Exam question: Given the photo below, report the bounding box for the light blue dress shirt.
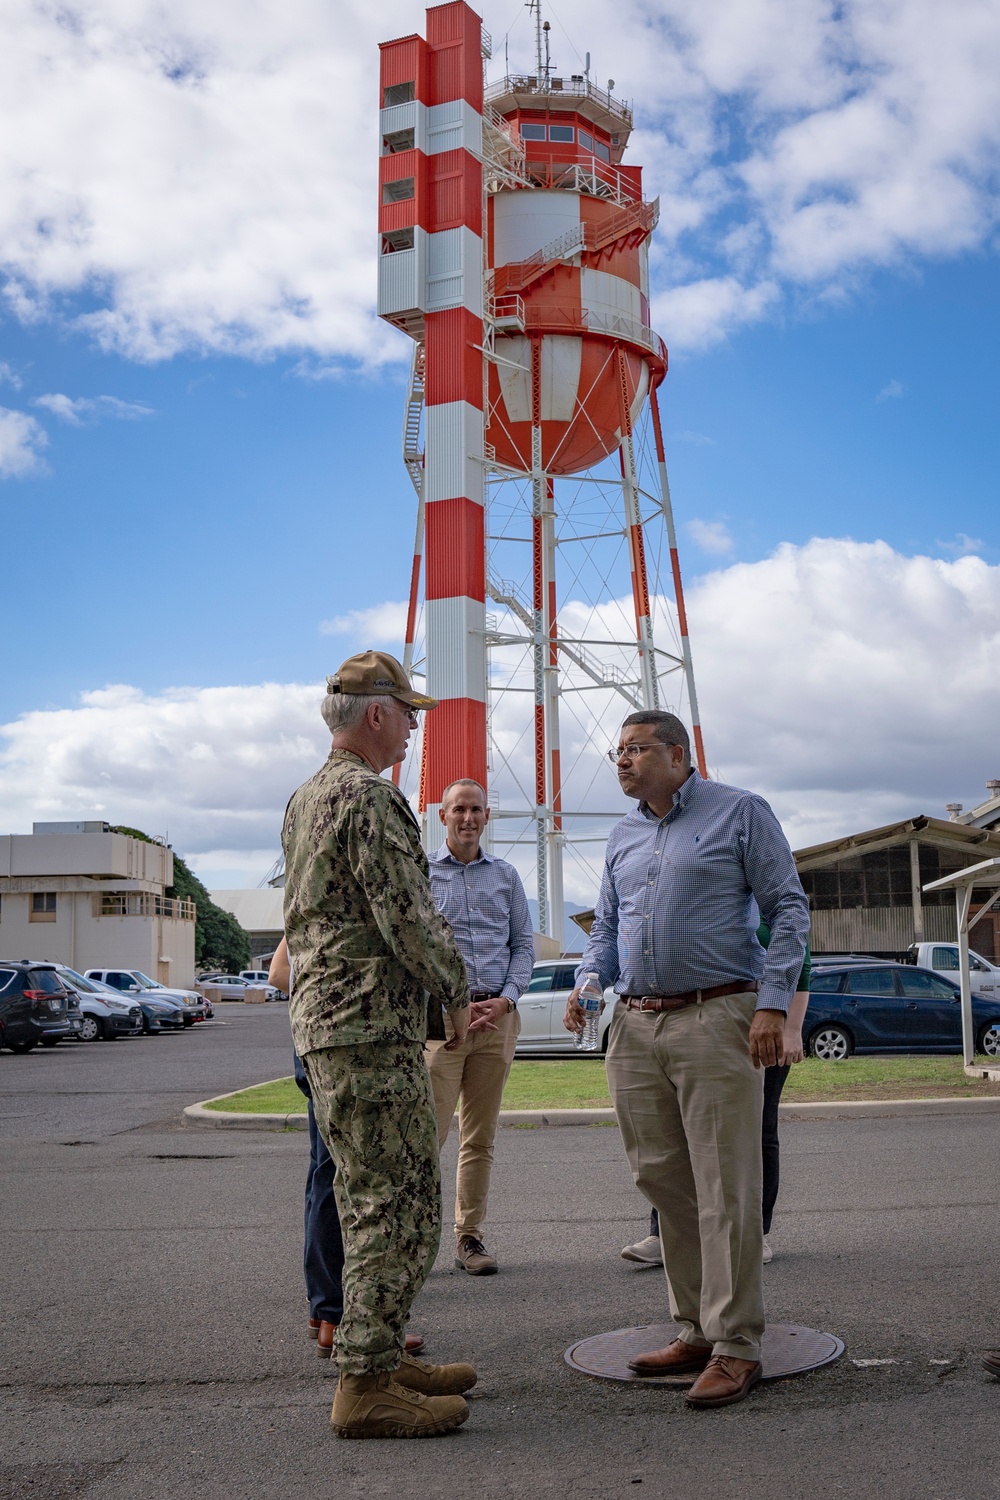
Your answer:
[577,770,810,1012]
[428,846,535,1004]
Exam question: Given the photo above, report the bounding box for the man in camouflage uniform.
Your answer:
[283,651,476,1440]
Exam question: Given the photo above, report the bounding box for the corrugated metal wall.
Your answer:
[810,906,955,953]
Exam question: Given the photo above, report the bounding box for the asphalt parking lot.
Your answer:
[3,1003,1000,1500]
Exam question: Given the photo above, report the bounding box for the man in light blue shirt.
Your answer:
[565,710,809,1409]
[426,779,535,1276]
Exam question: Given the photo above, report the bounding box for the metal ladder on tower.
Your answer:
[402,342,425,497]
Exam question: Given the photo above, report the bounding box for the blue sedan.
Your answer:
[806,962,1000,1059]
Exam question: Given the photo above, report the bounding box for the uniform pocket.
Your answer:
[349,1068,423,1105]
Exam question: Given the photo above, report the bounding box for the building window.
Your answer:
[594,139,611,162]
[382,227,415,253]
[548,124,574,142]
[382,177,415,204]
[382,128,415,154]
[579,129,594,151]
[519,122,546,141]
[30,892,57,923]
[383,81,414,107]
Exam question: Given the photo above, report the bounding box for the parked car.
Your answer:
[54,966,143,1041]
[806,961,1000,1058]
[513,960,615,1056]
[240,968,286,1000]
[0,961,82,1052]
[199,974,279,1001]
[907,942,1000,996]
[134,995,187,1034]
[84,969,205,1025]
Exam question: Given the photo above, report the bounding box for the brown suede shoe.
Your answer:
[982,1350,1000,1378]
[627,1338,713,1376]
[393,1351,477,1396]
[308,1316,322,1340]
[331,1371,468,1439]
[455,1235,498,1275]
[686,1355,762,1408]
[317,1323,426,1359]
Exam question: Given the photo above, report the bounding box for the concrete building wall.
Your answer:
[0,890,196,986]
[0,833,173,886]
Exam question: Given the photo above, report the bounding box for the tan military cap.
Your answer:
[326,651,438,709]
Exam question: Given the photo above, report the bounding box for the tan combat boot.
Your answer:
[393,1350,477,1395]
[331,1370,468,1439]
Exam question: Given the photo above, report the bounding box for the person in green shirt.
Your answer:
[622,919,811,1266]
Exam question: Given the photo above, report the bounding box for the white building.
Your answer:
[0,822,196,985]
[210,888,284,964]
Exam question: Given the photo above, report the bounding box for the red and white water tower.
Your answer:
[378,0,705,943]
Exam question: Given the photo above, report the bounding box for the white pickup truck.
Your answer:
[908,942,1000,996]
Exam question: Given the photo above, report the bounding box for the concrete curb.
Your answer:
[183,1092,1000,1131]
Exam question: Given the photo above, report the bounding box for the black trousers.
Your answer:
[648,1062,791,1240]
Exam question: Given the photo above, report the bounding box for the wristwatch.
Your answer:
[506,997,517,1013]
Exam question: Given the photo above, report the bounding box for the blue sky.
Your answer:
[1,0,999,894]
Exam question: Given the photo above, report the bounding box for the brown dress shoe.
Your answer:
[308,1316,322,1340]
[628,1338,713,1376]
[686,1355,762,1408]
[317,1323,426,1359]
[982,1350,1000,1378]
[455,1235,498,1275]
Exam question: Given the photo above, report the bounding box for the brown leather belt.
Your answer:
[620,981,759,1013]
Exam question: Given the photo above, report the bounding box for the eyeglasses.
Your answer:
[606,742,674,763]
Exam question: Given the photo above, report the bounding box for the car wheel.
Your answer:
[8,1039,38,1053]
[977,1023,1000,1058]
[809,1024,853,1060]
[78,1016,101,1043]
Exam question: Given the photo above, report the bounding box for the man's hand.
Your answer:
[779,1025,804,1066]
[467,996,506,1034]
[749,1008,785,1069]
[444,1004,471,1051]
[563,986,586,1034]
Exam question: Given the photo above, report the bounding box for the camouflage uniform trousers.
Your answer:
[303,1036,441,1375]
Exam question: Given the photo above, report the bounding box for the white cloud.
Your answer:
[936,532,984,558]
[0,406,48,477]
[4,539,998,897]
[33,393,154,425]
[0,362,21,389]
[319,601,408,644]
[685,518,735,555]
[0,2,997,359]
[876,379,905,402]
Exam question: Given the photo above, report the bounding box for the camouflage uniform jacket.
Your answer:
[282,749,470,1055]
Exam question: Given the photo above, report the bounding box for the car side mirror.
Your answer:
[127,984,139,992]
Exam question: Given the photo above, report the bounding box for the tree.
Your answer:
[109,827,251,972]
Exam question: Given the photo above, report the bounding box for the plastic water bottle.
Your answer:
[576,972,603,1052]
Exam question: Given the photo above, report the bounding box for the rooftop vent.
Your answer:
[945,803,964,821]
[987,780,1000,798]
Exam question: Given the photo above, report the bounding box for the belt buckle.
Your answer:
[639,995,656,1012]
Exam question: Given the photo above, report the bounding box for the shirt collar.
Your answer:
[637,767,702,824]
[429,843,494,865]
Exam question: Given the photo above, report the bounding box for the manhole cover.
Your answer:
[565,1321,844,1386]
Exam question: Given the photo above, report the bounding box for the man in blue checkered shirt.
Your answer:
[565,710,809,1409]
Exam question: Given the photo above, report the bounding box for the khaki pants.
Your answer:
[304,1038,440,1375]
[606,992,765,1360]
[424,1006,521,1241]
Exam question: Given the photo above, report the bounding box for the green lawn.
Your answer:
[203,1054,1000,1114]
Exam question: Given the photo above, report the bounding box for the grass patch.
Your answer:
[203,1054,1000,1114]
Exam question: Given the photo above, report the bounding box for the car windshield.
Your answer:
[132,972,159,988]
[57,967,105,993]
[27,968,64,993]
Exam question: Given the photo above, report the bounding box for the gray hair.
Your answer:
[321,690,398,733]
[620,710,691,768]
